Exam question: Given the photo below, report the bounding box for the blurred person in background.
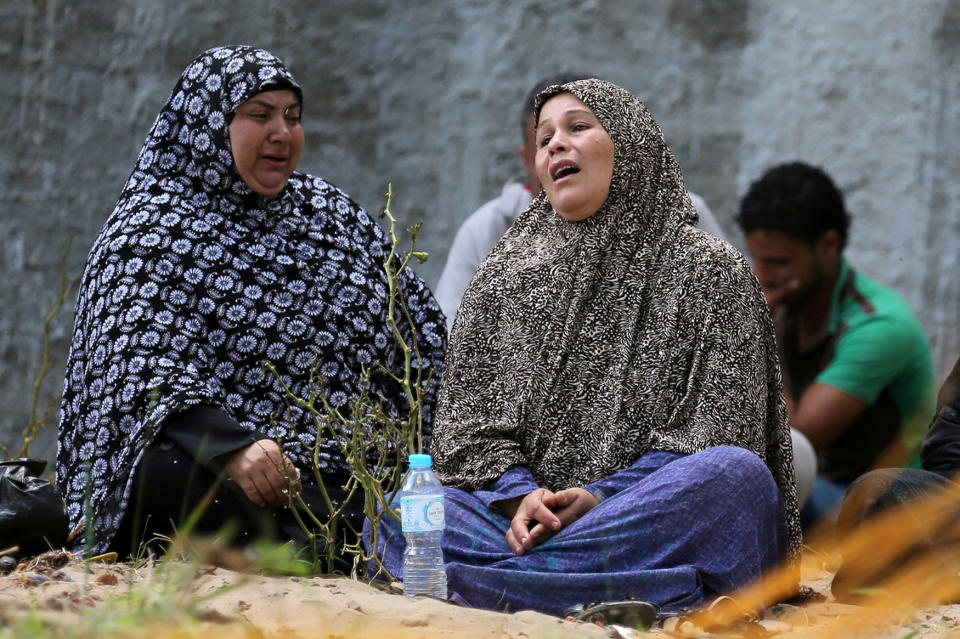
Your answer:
[737,161,936,529]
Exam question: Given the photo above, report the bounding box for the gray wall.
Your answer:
[3,0,959,461]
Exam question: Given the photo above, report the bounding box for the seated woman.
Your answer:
[370,79,801,616]
[56,46,446,560]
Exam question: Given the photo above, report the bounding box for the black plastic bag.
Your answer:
[0,459,68,557]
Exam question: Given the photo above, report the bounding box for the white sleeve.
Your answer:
[435,222,486,331]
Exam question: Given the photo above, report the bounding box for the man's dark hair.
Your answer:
[737,161,850,248]
[520,72,592,139]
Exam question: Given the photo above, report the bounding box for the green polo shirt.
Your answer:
[775,258,937,483]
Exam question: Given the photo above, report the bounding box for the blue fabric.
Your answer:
[470,465,540,508]
[369,446,788,616]
[801,474,850,529]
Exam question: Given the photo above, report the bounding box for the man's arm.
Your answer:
[786,382,868,450]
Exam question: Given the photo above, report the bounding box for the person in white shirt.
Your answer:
[435,74,584,329]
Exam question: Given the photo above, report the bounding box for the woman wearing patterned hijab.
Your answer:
[57,46,445,557]
[373,80,799,615]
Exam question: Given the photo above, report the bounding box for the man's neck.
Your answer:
[794,259,843,346]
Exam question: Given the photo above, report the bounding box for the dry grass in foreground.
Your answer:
[680,478,960,639]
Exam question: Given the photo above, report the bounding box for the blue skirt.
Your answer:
[368,446,789,616]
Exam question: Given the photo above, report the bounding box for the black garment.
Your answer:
[921,355,960,475]
[111,405,363,564]
[163,405,268,464]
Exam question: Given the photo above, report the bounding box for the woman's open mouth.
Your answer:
[551,161,580,182]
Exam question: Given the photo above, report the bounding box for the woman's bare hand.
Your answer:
[223,439,301,507]
[504,488,562,555]
[505,487,599,555]
[549,487,599,528]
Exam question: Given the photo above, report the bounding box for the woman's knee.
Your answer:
[697,445,773,485]
[690,446,783,518]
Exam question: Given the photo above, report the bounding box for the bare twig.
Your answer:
[2,235,81,460]
[264,184,435,579]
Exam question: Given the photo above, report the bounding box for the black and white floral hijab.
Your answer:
[57,46,446,552]
[433,79,801,556]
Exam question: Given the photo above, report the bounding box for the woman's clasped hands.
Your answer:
[499,487,599,555]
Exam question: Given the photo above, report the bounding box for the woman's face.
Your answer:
[535,93,615,222]
[229,89,304,196]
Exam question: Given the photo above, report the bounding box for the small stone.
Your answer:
[95,571,119,586]
[24,573,49,587]
[0,557,16,575]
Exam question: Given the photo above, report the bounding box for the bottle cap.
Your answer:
[408,453,432,469]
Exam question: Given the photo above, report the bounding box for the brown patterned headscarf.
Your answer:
[432,79,801,555]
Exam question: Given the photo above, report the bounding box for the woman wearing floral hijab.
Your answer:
[57,46,445,557]
[373,80,799,615]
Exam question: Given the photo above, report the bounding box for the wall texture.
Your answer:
[3,0,959,460]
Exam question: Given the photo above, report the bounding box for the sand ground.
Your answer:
[1,549,958,639]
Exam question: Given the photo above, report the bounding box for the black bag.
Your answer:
[0,459,69,557]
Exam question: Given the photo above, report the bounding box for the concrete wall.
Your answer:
[3,0,959,460]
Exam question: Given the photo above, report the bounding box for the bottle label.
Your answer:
[400,494,445,532]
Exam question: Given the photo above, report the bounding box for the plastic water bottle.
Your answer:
[400,453,447,599]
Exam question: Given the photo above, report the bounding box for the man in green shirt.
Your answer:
[737,161,937,528]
